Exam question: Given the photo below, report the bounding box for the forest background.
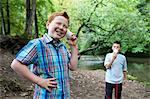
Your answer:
[0,0,149,56]
[0,0,150,98]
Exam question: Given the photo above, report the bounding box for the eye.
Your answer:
[63,25,68,29]
[56,22,61,25]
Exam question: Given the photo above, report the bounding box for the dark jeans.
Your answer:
[105,82,122,99]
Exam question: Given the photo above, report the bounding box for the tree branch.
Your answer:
[76,1,103,37]
[79,44,99,55]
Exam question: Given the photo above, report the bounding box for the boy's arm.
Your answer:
[105,58,115,69]
[123,71,127,85]
[67,38,78,71]
[123,71,127,80]
[69,45,78,71]
[104,53,117,69]
[11,59,43,84]
[123,56,128,80]
[11,59,57,92]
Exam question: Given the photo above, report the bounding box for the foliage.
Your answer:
[0,0,149,54]
[127,74,138,80]
[73,0,150,54]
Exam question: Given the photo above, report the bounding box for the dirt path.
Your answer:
[70,70,150,99]
[0,48,150,99]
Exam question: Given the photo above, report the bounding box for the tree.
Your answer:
[0,0,6,35]
[0,0,149,55]
[34,10,38,38]
[68,0,150,55]
[25,0,36,38]
[6,0,10,34]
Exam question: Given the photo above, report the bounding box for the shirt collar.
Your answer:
[43,33,53,44]
[43,33,63,47]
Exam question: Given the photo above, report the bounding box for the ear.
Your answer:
[46,22,49,29]
[112,46,113,50]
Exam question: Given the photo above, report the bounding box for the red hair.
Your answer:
[47,11,69,25]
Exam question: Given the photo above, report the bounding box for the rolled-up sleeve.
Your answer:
[104,54,110,66]
[123,57,127,71]
[16,39,38,66]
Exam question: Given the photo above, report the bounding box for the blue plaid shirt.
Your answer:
[16,34,71,99]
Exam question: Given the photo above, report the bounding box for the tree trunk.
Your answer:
[25,0,31,37]
[30,0,36,32]
[0,0,6,35]
[6,0,10,34]
[25,0,36,39]
[34,10,38,38]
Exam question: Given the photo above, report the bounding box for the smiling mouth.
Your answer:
[55,29,64,36]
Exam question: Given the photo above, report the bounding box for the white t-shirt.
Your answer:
[104,53,127,84]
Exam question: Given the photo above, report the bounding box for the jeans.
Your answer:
[105,82,122,99]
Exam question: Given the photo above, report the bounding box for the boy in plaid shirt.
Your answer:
[11,11,78,99]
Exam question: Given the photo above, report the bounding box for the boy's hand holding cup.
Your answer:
[66,29,77,46]
[113,49,119,54]
[112,49,118,59]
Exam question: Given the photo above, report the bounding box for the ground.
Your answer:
[0,48,150,99]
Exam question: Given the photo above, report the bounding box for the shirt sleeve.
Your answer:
[62,44,71,63]
[104,53,110,66]
[16,39,38,66]
[65,47,71,64]
[123,56,127,71]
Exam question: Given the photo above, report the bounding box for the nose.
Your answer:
[59,24,64,30]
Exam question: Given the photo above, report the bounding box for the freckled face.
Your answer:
[47,16,69,39]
